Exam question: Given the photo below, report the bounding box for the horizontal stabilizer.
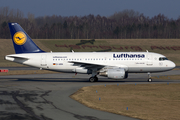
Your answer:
[5,55,29,62]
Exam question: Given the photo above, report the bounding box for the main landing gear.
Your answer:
[89,76,98,82]
[89,69,98,82]
[147,72,152,82]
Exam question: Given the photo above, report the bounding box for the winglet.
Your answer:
[8,23,45,54]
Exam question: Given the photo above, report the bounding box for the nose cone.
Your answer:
[169,61,176,70]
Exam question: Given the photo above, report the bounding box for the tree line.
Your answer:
[0,7,180,39]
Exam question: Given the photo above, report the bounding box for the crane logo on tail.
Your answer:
[13,32,27,45]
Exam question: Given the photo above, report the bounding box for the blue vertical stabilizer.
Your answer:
[8,23,44,54]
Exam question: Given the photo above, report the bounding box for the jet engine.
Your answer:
[99,68,128,79]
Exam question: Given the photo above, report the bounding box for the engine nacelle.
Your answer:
[99,68,128,79]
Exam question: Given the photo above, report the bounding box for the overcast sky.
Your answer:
[1,0,180,19]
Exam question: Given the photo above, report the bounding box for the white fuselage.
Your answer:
[5,52,176,73]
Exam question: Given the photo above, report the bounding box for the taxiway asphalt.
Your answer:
[0,70,180,120]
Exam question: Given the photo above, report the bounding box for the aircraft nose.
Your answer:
[169,61,176,69]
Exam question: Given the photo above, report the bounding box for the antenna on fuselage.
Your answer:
[72,50,74,53]
[146,50,149,52]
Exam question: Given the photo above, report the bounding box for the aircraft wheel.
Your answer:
[94,76,98,82]
[148,78,152,82]
[89,77,95,82]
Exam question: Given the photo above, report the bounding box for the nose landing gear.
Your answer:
[147,72,152,82]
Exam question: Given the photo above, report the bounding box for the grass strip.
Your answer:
[71,83,180,120]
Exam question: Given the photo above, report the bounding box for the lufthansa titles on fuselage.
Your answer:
[113,53,145,58]
[53,56,67,58]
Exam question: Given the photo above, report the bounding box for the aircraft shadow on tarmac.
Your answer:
[4,78,175,83]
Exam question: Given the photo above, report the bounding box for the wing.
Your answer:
[69,61,129,72]
[68,61,106,70]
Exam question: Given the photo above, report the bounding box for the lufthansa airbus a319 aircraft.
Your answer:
[5,23,176,82]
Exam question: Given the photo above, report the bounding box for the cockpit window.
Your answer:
[159,57,168,61]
